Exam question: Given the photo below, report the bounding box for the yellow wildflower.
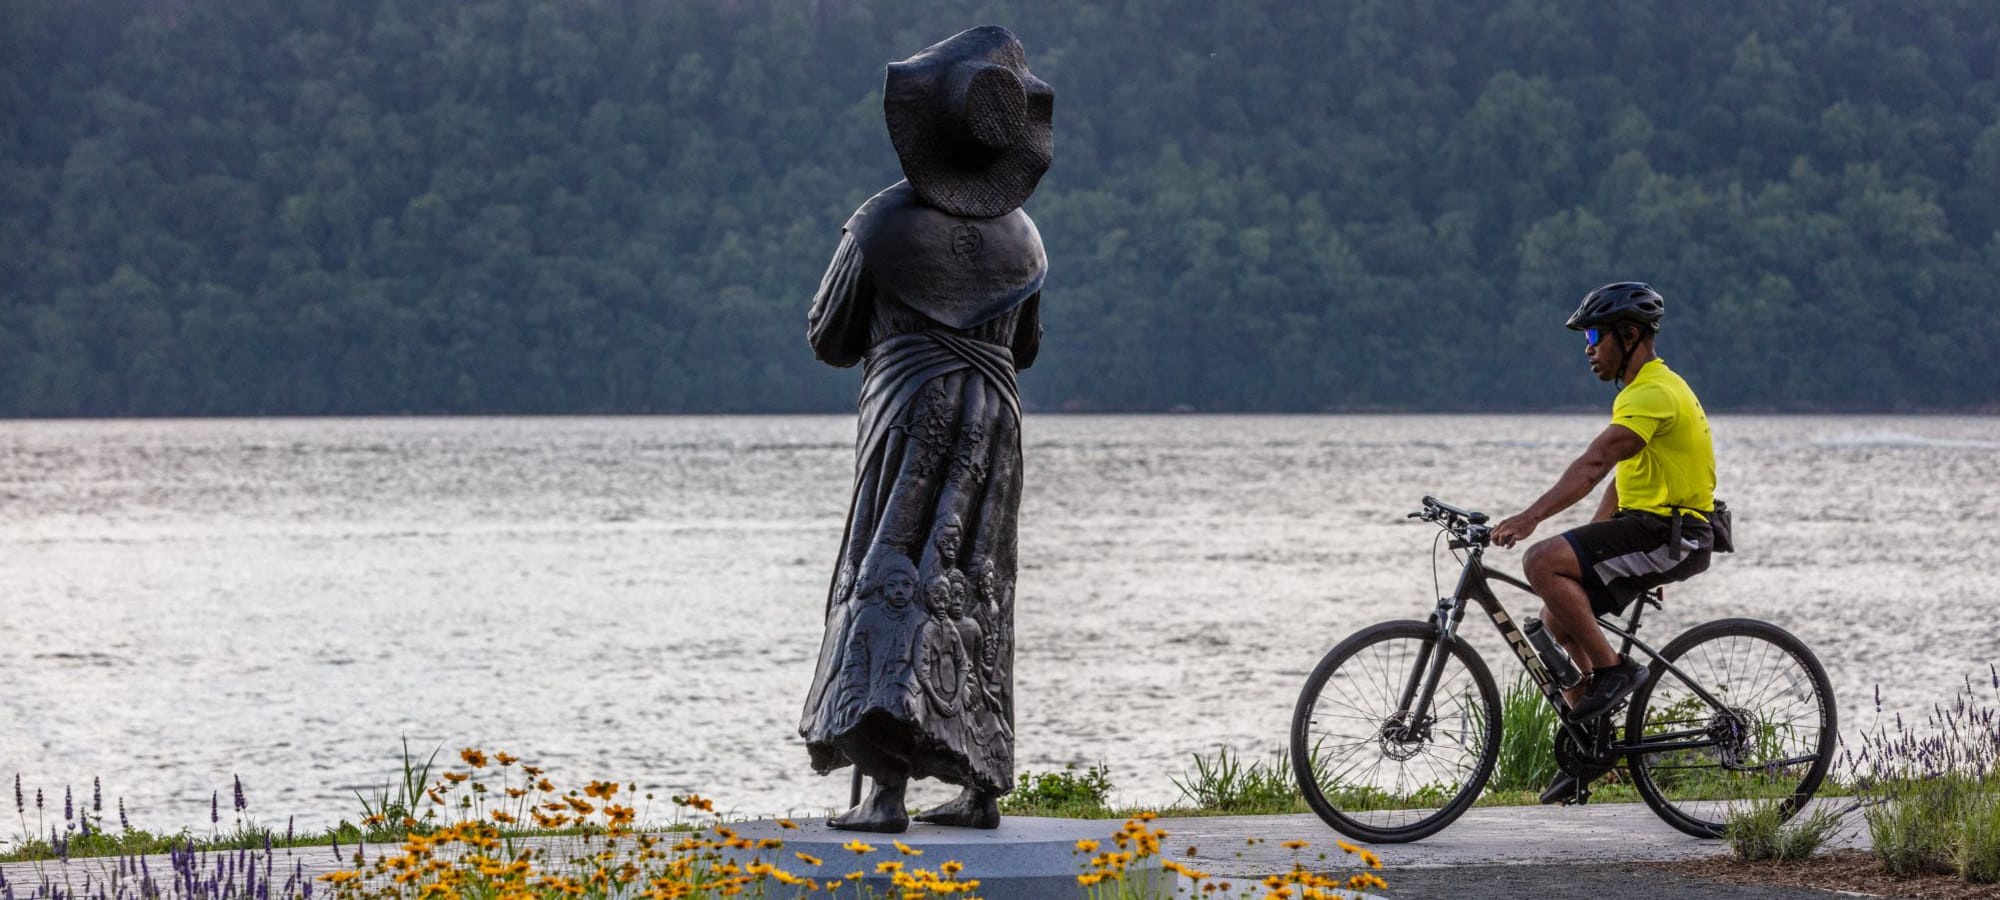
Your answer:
[843,840,876,855]
[795,852,822,866]
[893,839,923,856]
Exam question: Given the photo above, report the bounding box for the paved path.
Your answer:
[1160,800,1865,875]
[2,801,1872,898]
[1359,863,1860,899]
[1160,800,1869,898]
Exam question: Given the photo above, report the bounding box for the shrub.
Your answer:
[1000,763,1115,817]
[1957,792,2000,884]
[1726,801,1845,862]
[1866,778,1963,875]
[1849,667,2000,883]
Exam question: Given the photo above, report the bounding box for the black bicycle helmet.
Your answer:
[1565,282,1665,331]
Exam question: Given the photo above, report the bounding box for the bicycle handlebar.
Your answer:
[1413,496,1493,546]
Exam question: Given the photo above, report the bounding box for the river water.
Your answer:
[2,415,1996,837]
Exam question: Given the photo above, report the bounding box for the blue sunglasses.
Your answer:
[1585,327,1613,348]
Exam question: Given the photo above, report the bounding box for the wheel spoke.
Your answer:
[1626,625,1834,838]
[1292,625,1499,842]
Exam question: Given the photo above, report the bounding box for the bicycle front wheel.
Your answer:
[1625,618,1837,839]
[1290,620,1501,843]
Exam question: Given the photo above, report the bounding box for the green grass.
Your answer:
[1488,676,1561,793]
[1169,748,1305,815]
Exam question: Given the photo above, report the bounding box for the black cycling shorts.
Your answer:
[1562,510,1712,616]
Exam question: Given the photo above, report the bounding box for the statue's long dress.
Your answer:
[800,182,1041,795]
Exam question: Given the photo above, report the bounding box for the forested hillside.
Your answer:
[4,0,1997,414]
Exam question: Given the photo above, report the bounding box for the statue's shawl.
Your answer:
[843,181,1046,330]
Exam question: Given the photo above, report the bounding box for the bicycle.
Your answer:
[1289,496,1837,843]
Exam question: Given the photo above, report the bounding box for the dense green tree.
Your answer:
[3,0,1997,415]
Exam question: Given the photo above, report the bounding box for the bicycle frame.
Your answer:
[1404,537,1748,764]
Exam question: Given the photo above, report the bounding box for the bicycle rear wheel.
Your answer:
[1290,620,1501,843]
[1624,618,1837,839]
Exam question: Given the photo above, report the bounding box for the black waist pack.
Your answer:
[1707,499,1734,553]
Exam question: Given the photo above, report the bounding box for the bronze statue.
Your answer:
[799,25,1051,833]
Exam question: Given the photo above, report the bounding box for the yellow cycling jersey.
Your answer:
[1611,359,1716,519]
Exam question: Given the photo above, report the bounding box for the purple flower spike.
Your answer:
[12,775,20,815]
[92,778,101,815]
[1874,684,1882,713]
[118,798,128,832]
[211,791,219,825]
[36,787,43,812]
[64,787,72,822]
[233,776,245,814]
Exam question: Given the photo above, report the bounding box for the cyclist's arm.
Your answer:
[1593,480,1619,523]
[1493,425,1646,547]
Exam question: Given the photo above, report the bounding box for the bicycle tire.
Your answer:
[1624,617,1837,839]
[1290,619,1501,843]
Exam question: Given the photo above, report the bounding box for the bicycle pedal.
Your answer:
[1566,788,1592,807]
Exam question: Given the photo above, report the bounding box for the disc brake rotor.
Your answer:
[1377,711,1428,762]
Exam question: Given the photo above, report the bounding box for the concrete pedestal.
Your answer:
[719,816,1164,900]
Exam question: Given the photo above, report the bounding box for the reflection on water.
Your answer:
[1,415,1996,832]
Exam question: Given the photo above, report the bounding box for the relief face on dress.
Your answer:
[799,25,1051,834]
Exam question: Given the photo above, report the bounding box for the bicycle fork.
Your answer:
[1395,590,1481,742]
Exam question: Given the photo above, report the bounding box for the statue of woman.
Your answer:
[799,25,1052,833]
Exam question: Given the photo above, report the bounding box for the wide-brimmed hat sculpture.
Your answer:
[883,25,1054,219]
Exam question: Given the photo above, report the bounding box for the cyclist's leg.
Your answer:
[1523,536,1619,705]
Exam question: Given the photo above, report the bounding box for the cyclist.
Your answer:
[1489,282,1717,802]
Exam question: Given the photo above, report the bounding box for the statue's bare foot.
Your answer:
[829,785,910,833]
[913,789,1000,829]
